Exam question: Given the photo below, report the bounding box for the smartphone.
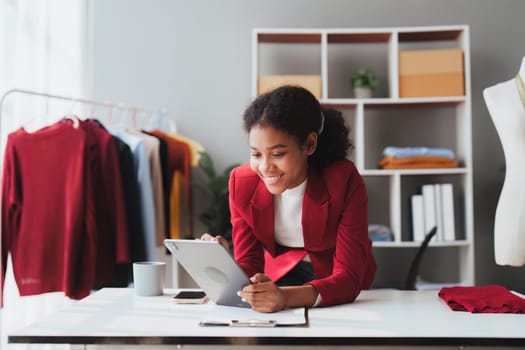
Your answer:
[172,290,208,304]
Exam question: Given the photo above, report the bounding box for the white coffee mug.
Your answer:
[133,261,166,296]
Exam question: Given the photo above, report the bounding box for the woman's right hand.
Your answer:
[199,233,230,252]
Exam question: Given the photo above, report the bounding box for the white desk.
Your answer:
[7,288,525,348]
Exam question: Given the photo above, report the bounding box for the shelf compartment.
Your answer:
[362,104,460,170]
[257,42,321,77]
[326,40,390,99]
[401,174,466,243]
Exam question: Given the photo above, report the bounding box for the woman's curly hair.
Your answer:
[243,85,352,168]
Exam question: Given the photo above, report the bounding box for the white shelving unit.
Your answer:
[252,25,474,286]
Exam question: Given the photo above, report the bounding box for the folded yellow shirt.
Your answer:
[378,155,457,169]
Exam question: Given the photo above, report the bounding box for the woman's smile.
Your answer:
[248,125,309,194]
[262,173,284,185]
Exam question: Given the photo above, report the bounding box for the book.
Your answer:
[441,183,456,241]
[421,184,436,239]
[434,184,444,241]
[411,194,425,242]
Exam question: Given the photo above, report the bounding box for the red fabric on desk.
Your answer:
[438,285,525,313]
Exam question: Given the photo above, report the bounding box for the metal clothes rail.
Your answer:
[0,88,176,133]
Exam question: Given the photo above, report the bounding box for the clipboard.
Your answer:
[199,305,309,327]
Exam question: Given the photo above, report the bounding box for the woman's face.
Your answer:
[249,125,316,195]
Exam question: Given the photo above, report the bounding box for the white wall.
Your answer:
[89,0,525,291]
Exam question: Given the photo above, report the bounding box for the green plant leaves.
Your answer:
[194,151,241,247]
[351,68,378,90]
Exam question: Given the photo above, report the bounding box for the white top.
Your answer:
[273,179,321,306]
[7,288,525,346]
[274,180,306,247]
[483,57,525,266]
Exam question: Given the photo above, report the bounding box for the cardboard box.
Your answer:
[258,75,322,99]
[399,49,464,97]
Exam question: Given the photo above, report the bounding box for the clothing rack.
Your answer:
[0,88,185,288]
[0,88,176,133]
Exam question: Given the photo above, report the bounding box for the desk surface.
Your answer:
[8,288,525,347]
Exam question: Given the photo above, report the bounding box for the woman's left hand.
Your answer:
[198,233,230,252]
[237,273,287,313]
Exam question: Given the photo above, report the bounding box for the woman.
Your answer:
[204,85,376,312]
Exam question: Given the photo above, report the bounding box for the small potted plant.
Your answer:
[351,68,378,98]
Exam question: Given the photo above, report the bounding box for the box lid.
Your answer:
[399,49,463,75]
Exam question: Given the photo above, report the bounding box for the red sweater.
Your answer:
[1,120,131,305]
[1,123,95,303]
[229,160,376,307]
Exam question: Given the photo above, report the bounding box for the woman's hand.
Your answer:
[198,233,230,252]
[237,273,287,313]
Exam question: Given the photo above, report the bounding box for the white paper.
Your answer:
[200,305,307,327]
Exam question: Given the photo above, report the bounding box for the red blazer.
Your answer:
[229,160,376,307]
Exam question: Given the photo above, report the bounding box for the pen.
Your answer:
[231,320,277,327]
[199,319,277,327]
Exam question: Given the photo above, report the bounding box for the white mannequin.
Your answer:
[483,57,525,266]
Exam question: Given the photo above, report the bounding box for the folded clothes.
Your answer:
[438,285,525,313]
[383,146,456,159]
[378,155,457,169]
[368,224,393,241]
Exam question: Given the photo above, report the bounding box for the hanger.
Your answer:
[61,98,80,128]
[21,96,79,132]
[89,101,96,117]
[134,109,157,132]
[130,107,137,128]
[104,102,115,126]
[106,103,132,130]
[158,108,177,133]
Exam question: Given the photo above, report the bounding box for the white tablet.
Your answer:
[164,239,251,308]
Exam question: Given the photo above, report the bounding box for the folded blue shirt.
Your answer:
[368,224,393,241]
[383,146,455,159]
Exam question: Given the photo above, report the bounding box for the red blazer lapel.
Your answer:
[302,167,330,249]
[249,181,276,256]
